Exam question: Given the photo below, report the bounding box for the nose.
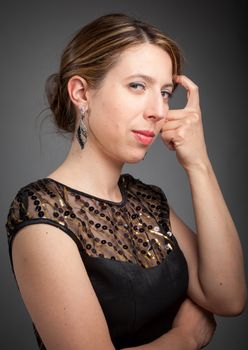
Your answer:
[143,93,168,122]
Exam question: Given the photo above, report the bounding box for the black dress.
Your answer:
[5,173,189,349]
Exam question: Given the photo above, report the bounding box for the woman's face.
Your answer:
[86,43,174,164]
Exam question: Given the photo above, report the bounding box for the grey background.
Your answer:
[1,0,247,349]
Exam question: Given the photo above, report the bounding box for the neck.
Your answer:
[47,137,125,202]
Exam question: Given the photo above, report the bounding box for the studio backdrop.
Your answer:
[1,1,247,349]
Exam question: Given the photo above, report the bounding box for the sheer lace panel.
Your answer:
[6,173,175,268]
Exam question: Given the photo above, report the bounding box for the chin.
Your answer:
[124,152,146,164]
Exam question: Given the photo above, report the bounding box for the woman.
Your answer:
[5,13,247,349]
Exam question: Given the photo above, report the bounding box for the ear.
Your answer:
[67,75,89,109]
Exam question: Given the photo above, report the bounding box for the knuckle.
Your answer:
[177,129,184,138]
[191,112,199,122]
[185,111,199,123]
[185,118,191,125]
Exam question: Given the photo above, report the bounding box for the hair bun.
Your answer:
[45,73,60,116]
[45,73,75,133]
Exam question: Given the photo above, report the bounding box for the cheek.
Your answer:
[91,102,127,141]
[103,100,129,129]
[163,104,170,118]
[89,87,140,137]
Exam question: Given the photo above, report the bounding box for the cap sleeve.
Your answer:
[5,184,84,275]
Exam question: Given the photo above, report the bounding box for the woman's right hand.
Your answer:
[172,298,217,349]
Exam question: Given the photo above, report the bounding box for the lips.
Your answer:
[132,130,155,145]
[132,130,155,137]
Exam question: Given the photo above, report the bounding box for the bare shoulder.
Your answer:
[12,224,115,350]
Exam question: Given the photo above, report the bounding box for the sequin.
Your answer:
[165,243,173,253]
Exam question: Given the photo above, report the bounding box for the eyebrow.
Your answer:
[125,74,174,89]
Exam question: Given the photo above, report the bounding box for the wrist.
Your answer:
[185,158,213,177]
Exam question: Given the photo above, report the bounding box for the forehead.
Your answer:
[109,43,173,81]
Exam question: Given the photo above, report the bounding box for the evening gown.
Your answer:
[5,173,189,349]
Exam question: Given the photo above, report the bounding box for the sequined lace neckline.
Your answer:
[42,174,128,207]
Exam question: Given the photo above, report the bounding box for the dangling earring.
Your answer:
[76,106,88,149]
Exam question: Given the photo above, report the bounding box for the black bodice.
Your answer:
[5,173,189,349]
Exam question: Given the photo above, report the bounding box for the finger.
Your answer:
[166,109,185,120]
[174,75,200,109]
[160,120,182,131]
[163,139,176,151]
[161,129,177,147]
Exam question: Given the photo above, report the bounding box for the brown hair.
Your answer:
[45,13,184,134]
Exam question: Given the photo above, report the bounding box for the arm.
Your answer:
[121,298,216,350]
[160,75,247,316]
[12,224,116,350]
[185,160,247,313]
[121,328,197,350]
[168,159,247,316]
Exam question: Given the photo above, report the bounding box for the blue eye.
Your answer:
[129,82,145,90]
[129,82,173,100]
[162,90,173,99]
